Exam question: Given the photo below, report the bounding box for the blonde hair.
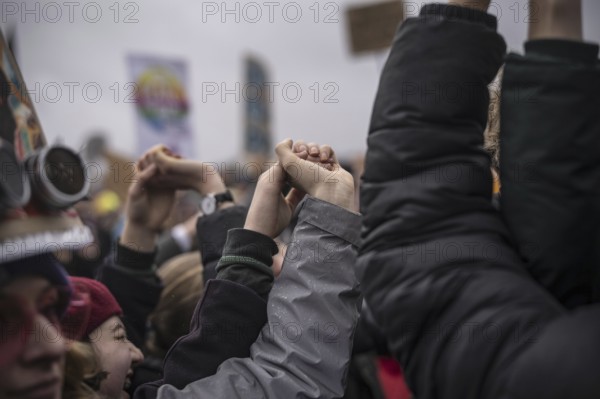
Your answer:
[62,341,105,399]
[146,251,204,357]
[484,67,503,173]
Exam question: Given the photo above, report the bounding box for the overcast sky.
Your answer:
[2,0,600,161]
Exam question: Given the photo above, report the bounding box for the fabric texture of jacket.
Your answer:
[359,4,600,399]
[500,39,600,308]
[152,196,362,398]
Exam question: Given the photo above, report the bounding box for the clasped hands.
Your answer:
[121,139,355,252]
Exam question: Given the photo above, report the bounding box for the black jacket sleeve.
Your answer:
[500,40,600,308]
[134,228,276,398]
[358,5,583,399]
[196,206,248,281]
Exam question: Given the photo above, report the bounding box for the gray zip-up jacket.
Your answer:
[156,196,362,399]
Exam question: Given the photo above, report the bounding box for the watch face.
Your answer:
[201,196,216,215]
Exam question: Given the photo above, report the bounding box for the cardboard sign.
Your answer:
[346,1,404,54]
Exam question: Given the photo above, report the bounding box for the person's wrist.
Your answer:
[528,0,582,41]
[314,183,355,212]
[243,222,271,238]
[218,201,235,210]
[120,222,157,253]
[196,178,226,195]
[447,0,490,11]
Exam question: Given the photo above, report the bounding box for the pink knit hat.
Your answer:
[62,277,123,340]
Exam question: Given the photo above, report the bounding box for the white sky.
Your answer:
[2,0,600,162]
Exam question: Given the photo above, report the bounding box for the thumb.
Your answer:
[153,149,174,174]
[275,139,311,179]
[275,139,295,166]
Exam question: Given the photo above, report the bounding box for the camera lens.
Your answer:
[0,139,30,209]
[25,145,90,209]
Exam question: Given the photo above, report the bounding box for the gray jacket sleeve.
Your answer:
[156,196,362,399]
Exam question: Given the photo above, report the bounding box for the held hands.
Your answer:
[244,139,355,238]
[276,139,355,212]
[137,145,227,195]
[121,145,227,251]
[244,164,305,239]
[120,162,176,252]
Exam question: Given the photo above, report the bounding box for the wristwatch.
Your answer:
[199,190,234,215]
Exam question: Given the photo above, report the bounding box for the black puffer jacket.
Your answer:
[500,40,600,308]
[359,4,600,399]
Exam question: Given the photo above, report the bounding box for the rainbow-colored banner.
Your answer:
[127,55,194,158]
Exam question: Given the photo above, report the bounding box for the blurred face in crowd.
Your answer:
[90,316,144,399]
[0,277,66,399]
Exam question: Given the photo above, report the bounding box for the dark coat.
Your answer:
[134,279,268,399]
[359,4,600,399]
[500,40,600,308]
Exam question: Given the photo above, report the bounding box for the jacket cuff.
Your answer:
[115,241,156,271]
[296,197,361,247]
[215,228,277,299]
[525,39,599,65]
[196,206,247,264]
[420,3,498,30]
[219,228,279,263]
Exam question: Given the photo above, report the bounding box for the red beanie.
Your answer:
[62,277,123,340]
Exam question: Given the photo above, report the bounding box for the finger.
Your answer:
[129,163,158,197]
[306,142,320,157]
[293,140,308,154]
[285,187,306,211]
[140,144,168,161]
[319,144,333,163]
[295,150,309,160]
[153,150,177,173]
[276,140,310,176]
[306,154,321,164]
[275,139,295,165]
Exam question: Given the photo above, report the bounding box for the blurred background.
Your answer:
[2,0,600,164]
[0,0,600,165]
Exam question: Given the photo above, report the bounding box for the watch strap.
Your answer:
[214,190,234,205]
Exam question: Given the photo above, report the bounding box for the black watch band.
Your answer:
[214,190,234,205]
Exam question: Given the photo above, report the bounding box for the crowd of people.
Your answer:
[1,0,600,398]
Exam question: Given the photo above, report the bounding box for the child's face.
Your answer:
[0,276,66,399]
[90,316,144,399]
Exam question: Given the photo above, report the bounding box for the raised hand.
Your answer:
[527,0,582,41]
[244,163,305,239]
[275,139,355,212]
[292,140,335,170]
[138,145,227,195]
[120,163,176,252]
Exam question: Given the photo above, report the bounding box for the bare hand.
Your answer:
[125,163,176,233]
[244,163,305,238]
[138,145,226,195]
[275,139,355,212]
